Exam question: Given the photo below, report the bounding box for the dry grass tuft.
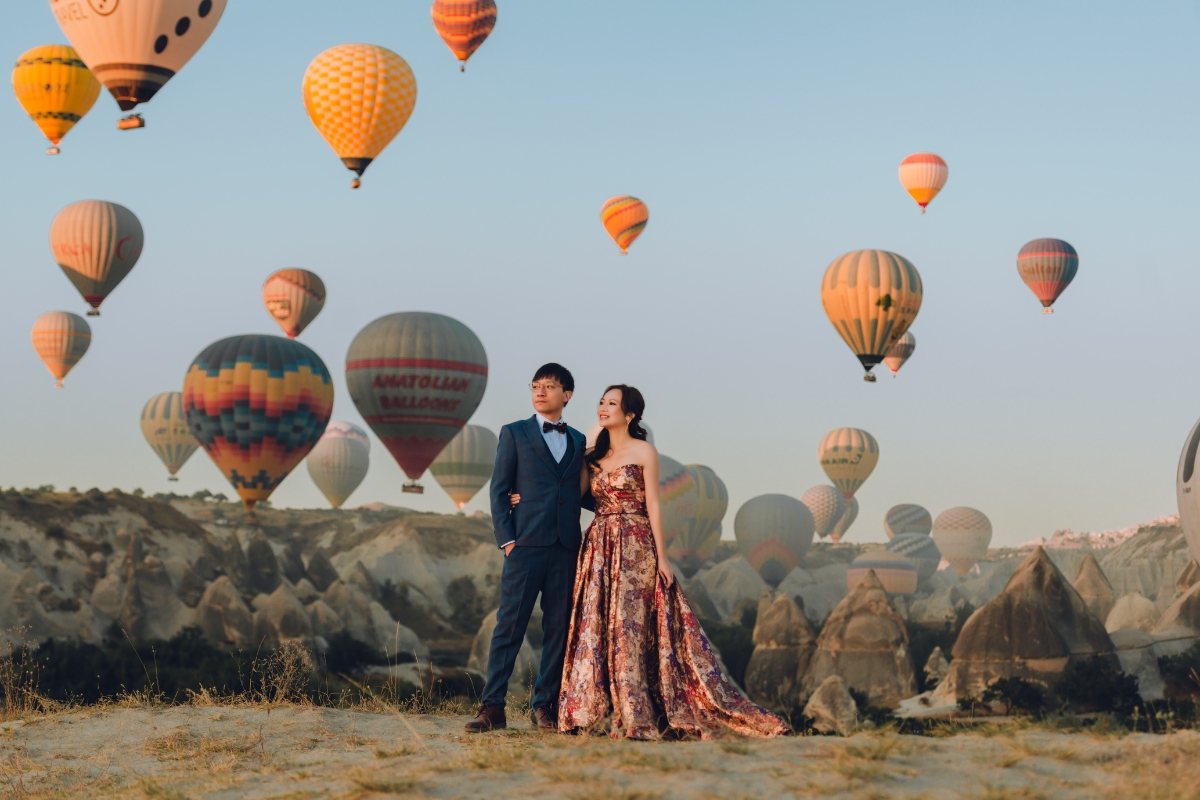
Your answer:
[717,740,752,755]
[352,774,422,794]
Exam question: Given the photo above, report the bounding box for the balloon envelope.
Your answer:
[31,311,90,388]
[262,269,325,339]
[1175,416,1200,566]
[1017,238,1078,312]
[829,496,859,543]
[307,421,370,508]
[49,200,143,315]
[818,427,879,499]
[801,485,845,539]
[734,494,814,588]
[430,424,498,509]
[883,331,916,376]
[884,504,932,539]
[183,335,333,517]
[600,196,648,254]
[431,0,497,69]
[821,250,922,378]
[931,507,992,578]
[886,533,941,585]
[12,45,100,151]
[898,152,948,212]
[140,391,198,479]
[658,454,698,545]
[667,464,728,578]
[847,552,917,595]
[345,312,487,489]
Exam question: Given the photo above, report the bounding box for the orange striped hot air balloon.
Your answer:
[31,311,91,388]
[898,153,948,213]
[431,0,497,71]
[600,196,648,255]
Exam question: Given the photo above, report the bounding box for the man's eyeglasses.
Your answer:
[530,382,562,392]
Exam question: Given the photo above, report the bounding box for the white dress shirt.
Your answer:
[536,412,568,463]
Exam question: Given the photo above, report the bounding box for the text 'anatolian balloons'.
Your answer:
[431,0,497,71]
[12,45,100,153]
[140,391,198,480]
[50,200,144,316]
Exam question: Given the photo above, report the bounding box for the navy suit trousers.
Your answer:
[481,542,577,709]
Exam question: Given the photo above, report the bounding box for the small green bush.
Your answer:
[1158,643,1200,700]
[981,676,1045,716]
[1054,655,1140,715]
[847,687,895,726]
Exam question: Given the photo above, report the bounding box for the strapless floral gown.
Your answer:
[558,463,789,739]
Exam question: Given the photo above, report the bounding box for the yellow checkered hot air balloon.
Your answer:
[431,0,497,71]
[12,45,100,154]
[600,196,648,254]
[302,44,417,189]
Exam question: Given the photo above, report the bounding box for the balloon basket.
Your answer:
[117,114,145,130]
[53,381,63,389]
[1042,308,1054,314]
[402,482,424,494]
[863,373,877,383]
[168,476,179,482]
[46,147,59,156]
[86,310,100,317]
[351,179,361,189]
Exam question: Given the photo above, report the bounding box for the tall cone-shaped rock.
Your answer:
[931,547,1115,705]
[1073,553,1115,623]
[744,593,816,710]
[801,570,917,707]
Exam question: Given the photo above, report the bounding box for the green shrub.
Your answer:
[981,676,1045,715]
[1158,643,1200,700]
[847,687,895,726]
[1054,655,1140,715]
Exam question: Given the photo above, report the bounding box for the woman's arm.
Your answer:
[640,445,674,586]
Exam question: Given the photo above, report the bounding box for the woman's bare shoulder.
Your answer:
[632,440,658,460]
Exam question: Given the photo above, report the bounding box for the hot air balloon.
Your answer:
[667,464,728,578]
[800,485,845,540]
[886,533,941,585]
[884,503,932,539]
[1017,238,1078,313]
[346,312,487,494]
[658,454,698,545]
[821,250,923,381]
[302,44,417,189]
[307,421,370,508]
[734,494,814,588]
[262,269,325,339]
[898,153,948,213]
[829,496,858,543]
[140,391,198,480]
[431,0,497,71]
[818,428,879,500]
[883,331,915,377]
[931,507,992,578]
[847,552,917,595]
[49,200,143,316]
[1176,416,1200,565]
[12,45,100,154]
[600,196,648,255]
[429,424,497,509]
[31,311,90,388]
[50,0,228,127]
[183,335,333,521]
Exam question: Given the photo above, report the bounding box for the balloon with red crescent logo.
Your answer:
[48,200,143,316]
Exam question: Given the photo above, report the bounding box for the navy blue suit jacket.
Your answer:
[490,416,588,550]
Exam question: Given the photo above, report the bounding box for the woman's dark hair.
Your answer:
[586,384,648,466]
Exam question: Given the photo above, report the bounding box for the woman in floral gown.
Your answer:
[515,384,787,739]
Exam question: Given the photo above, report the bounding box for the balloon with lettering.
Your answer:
[886,533,941,585]
[658,454,698,545]
[140,391,198,480]
[829,496,858,543]
[345,312,487,493]
[734,494,814,588]
[431,0,497,71]
[931,507,992,578]
[821,249,923,381]
[847,551,917,595]
[1017,238,1078,313]
[31,311,90,388]
[49,0,228,122]
[801,485,846,540]
[667,464,727,578]
[898,152,948,213]
[818,427,879,500]
[429,424,497,509]
[600,196,648,255]
[49,200,143,316]
[883,331,915,377]
[884,503,932,539]
[307,421,370,508]
[11,45,101,154]
[303,44,417,189]
[262,269,325,339]
[183,335,333,520]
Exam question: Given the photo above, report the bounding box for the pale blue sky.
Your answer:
[2,2,1198,546]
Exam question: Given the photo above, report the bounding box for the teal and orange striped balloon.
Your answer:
[667,464,728,577]
[183,335,334,519]
[600,195,648,254]
[734,494,814,588]
[140,392,198,480]
[431,0,498,71]
[658,454,698,545]
[847,551,918,595]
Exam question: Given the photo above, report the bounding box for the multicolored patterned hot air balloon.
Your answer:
[49,200,143,316]
[307,421,370,508]
[50,0,228,126]
[821,250,923,381]
[898,153,948,213]
[12,45,100,154]
[847,551,917,595]
[667,464,728,578]
[800,485,846,540]
[818,428,879,500]
[262,269,325,339]
[1017,238,1078,313]
[140,391,198,480]
[734,494,814,588]
[430,424,497,509]
[883,331,915,377]
[303,44,417,189]
[931,507,992,578]
[828,495,858,543]
[886,533,941,585]
[658,454,698,545]
[31,311,90,388]
[431,0,497,71]
[884,503,932,539]
[600,196,648,255]
[346,312,487,494]
[183,335,334,520]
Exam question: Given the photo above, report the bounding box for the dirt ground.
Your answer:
[0,706,1197,799]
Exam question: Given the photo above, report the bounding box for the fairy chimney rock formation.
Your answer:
[931,546,1116,705]
[253,582,313,646]
[305,549,340,593]
[924,646,949,689]
[243,530,282,596]
[1105,591,1159,633]
[744,593,817,710]
[802,675,858,736]
[1072,553,1115,623]
[193,576,255,648]
[800,570,917,707]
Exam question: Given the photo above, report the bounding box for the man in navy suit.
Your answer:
[465,363,589,733]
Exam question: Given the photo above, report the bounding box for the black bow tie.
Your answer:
[543,421,567,434]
